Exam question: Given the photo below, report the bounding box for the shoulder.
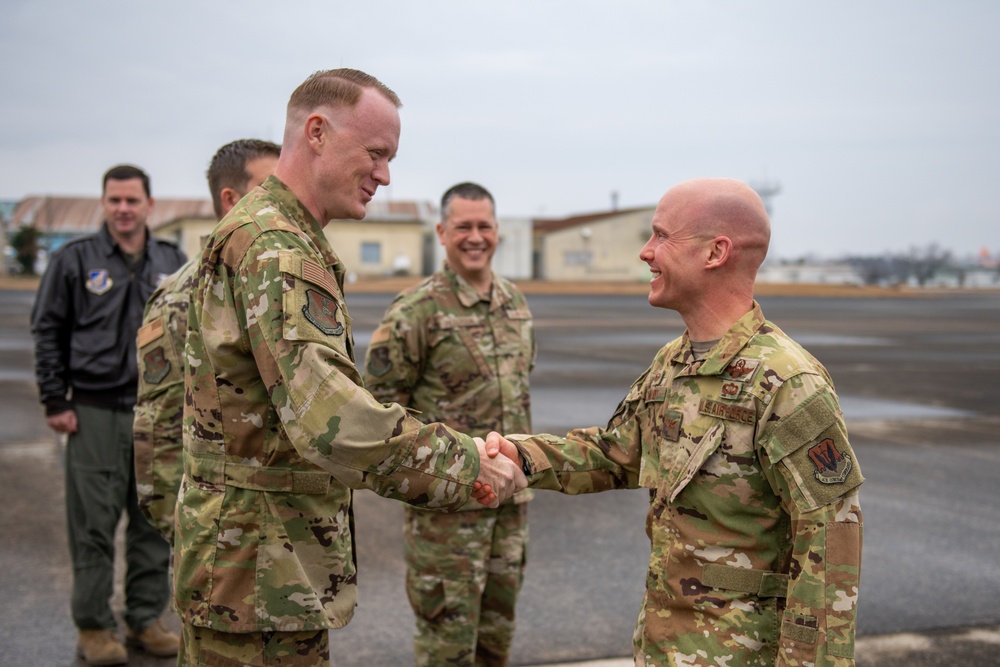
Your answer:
[749,320,828,379]
[383,275,441,323]
[214,196,313,269]
[49,234,97,260]
[496,274,530,306]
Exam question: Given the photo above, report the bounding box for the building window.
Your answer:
[564,250,593,266]
[361,242,381,265]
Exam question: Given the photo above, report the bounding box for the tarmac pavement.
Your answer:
[2,285,1000,666]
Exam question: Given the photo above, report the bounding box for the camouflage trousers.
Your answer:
[404,502,528,667]
[180,624,328,666]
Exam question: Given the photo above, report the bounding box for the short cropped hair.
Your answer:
[103,164,151,198]
[440,182,495,222]
[287,68,402,114]
[206,139,281,219]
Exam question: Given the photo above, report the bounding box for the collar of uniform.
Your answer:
[261,175,342,272]
[671,301,766,375]
[442,262,503,309]
[96,221,150,258]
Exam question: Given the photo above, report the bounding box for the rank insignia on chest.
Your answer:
[721,357,759,383]
[807,438,853,484]
[85,269,113,295]
[303,289,345,336]
[662,410,682,441]
[142,346,171,384]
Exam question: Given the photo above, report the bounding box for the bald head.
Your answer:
[664,178,771,273]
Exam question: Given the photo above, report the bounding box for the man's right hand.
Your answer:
[46,410,78,434]
[471,437,527,508]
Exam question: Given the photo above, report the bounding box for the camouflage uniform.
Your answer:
[134,256,198,541]
[508,303,863,667]
[363,264,536,667]
[174,176,487,664]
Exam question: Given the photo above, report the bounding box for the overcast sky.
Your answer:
[2,0,997,260]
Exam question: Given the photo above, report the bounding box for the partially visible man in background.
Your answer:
[364,182,535,667]
[31,164,186,665]
[134,138,280,540]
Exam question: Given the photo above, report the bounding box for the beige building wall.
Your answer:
[541,208,654,281]
[155,217,218,262]
[323,220,424,279]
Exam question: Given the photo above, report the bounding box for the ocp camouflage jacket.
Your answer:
[175,176,483,633]
[509,302,864,667]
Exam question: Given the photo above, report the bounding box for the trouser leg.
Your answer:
[65,404,127,630]
[121,406,171,632]
[181,624,329,666]
[475,503,528,667]
[404,506,498,667]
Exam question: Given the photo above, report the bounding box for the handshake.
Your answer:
[470,432,526,508]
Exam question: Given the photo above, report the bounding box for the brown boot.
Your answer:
[127,618,180,657]
[77,629,128,666]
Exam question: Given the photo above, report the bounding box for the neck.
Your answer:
[459,268,492,295]
[274,164,327,227]
[111,227,146,255]
[681,293,754,342]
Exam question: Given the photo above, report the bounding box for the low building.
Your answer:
[533,207,655,281]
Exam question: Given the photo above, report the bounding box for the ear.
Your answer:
[705,236,732,269]
[304,113,327,153]
[435,222,446,245]
[220,187,241,213]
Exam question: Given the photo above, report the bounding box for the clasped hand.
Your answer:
[469,432,526,508]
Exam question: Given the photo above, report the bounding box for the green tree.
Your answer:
[10,225,41,275]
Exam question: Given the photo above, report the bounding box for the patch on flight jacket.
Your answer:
[303,288,344,336]
[85,269,113,295]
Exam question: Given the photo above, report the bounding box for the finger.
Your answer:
[484,432,502,458]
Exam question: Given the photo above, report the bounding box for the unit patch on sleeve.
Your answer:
[302,289,345,336]
[807,438,853,484]
[366,346,392,378]
[142,346,171,385]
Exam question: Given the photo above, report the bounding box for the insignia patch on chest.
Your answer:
[720,381,742,400]
[807,438,853,484]
[721,358,759,382]
[366,347,392,378]
[85,269,113,295]
[142,346,171,384]
[302,289,344,336]
[698,398,756,425]
[663,410,682,441]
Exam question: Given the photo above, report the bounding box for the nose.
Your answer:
[639,235,654,262]
[372,159,390,186]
